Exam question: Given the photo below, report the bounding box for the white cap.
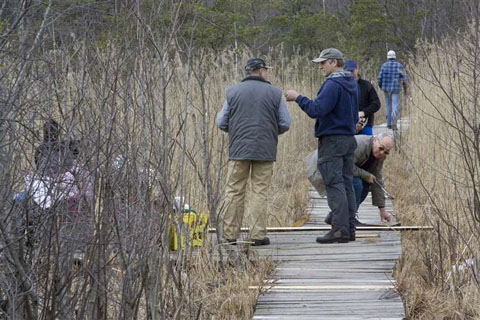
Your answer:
[387,50,396,59]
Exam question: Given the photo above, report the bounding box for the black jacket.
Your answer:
[35,120,79,177]
[357,76,381,127]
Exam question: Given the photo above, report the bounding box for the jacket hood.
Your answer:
[327,74,358,95]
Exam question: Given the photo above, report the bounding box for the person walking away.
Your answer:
[377,50,408,130]
[216,57,291,246]
[344,59,381,136]
[285,48,358,243]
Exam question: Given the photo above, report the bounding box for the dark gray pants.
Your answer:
[317,135,357,235]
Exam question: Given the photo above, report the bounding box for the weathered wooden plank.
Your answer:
[257,296,401,304]
[254,317,402,320]
[272,264,395,271]
[253,244,401,252]
[274,270,395,278]
[253,245,402,254]
[255,304,405,311]
[264,279,396,285]
[254,309,404,316]
[254,310,404,316]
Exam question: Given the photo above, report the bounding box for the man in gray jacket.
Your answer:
[216,58,291,246]
[307,133,394,226]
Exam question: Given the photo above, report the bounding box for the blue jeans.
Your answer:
[358,125,373,135]
[384,91,400,126]
[353,177,369,211]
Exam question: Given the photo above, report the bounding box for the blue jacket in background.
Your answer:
[295,73,359,137]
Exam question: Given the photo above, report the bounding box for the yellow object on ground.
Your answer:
[169,210,209,251]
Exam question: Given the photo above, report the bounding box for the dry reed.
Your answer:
[384,33,480,318]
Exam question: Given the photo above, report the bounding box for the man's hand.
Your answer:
[379,207,392,223]
[285,90,299,102]
[366,174,376,184]
[355,123,362,133]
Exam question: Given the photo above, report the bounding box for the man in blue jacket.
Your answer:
[285,48,358,243]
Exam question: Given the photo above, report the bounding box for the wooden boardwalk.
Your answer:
[251,190,405,319]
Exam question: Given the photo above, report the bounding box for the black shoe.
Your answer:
[349,231,356,241]
[316,229,349,244]
[324,212,332,225]
[387,125,392,129]
[225,239,237,245]
[354,218,366,226]
[251,237,270,246]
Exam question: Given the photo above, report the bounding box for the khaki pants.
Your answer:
[222,160,273,240]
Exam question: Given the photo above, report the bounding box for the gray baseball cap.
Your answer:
[312,48,344,63]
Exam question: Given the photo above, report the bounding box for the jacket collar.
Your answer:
[242,76,271,84]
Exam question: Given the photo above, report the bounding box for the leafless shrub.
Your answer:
[385,21,480,318]
[0,3,317,320]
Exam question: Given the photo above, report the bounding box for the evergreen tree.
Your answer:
[346,0,394,63]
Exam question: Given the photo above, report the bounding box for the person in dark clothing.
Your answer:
[312,133,394,225]
[34,119,79,177]
[285,48,358,243]
[344,59,381,136]
[12,119,84,258]
[216,57,291,246]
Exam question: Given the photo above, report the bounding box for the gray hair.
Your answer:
[246,69,261,76]
[375,132,395,144]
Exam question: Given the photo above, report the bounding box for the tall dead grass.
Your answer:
[384,31,480,318]
[1,37,322,318]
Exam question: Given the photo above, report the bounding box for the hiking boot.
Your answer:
[316,229,349,244]
[354,218,367,226]
[392,124,398,131]
[387,125,392,129]
[349,231,356,241]
[324,211,332,225]
[251,237,270,246]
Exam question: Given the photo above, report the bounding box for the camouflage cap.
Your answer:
[245,57,272,72]
[312,48,344,63]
